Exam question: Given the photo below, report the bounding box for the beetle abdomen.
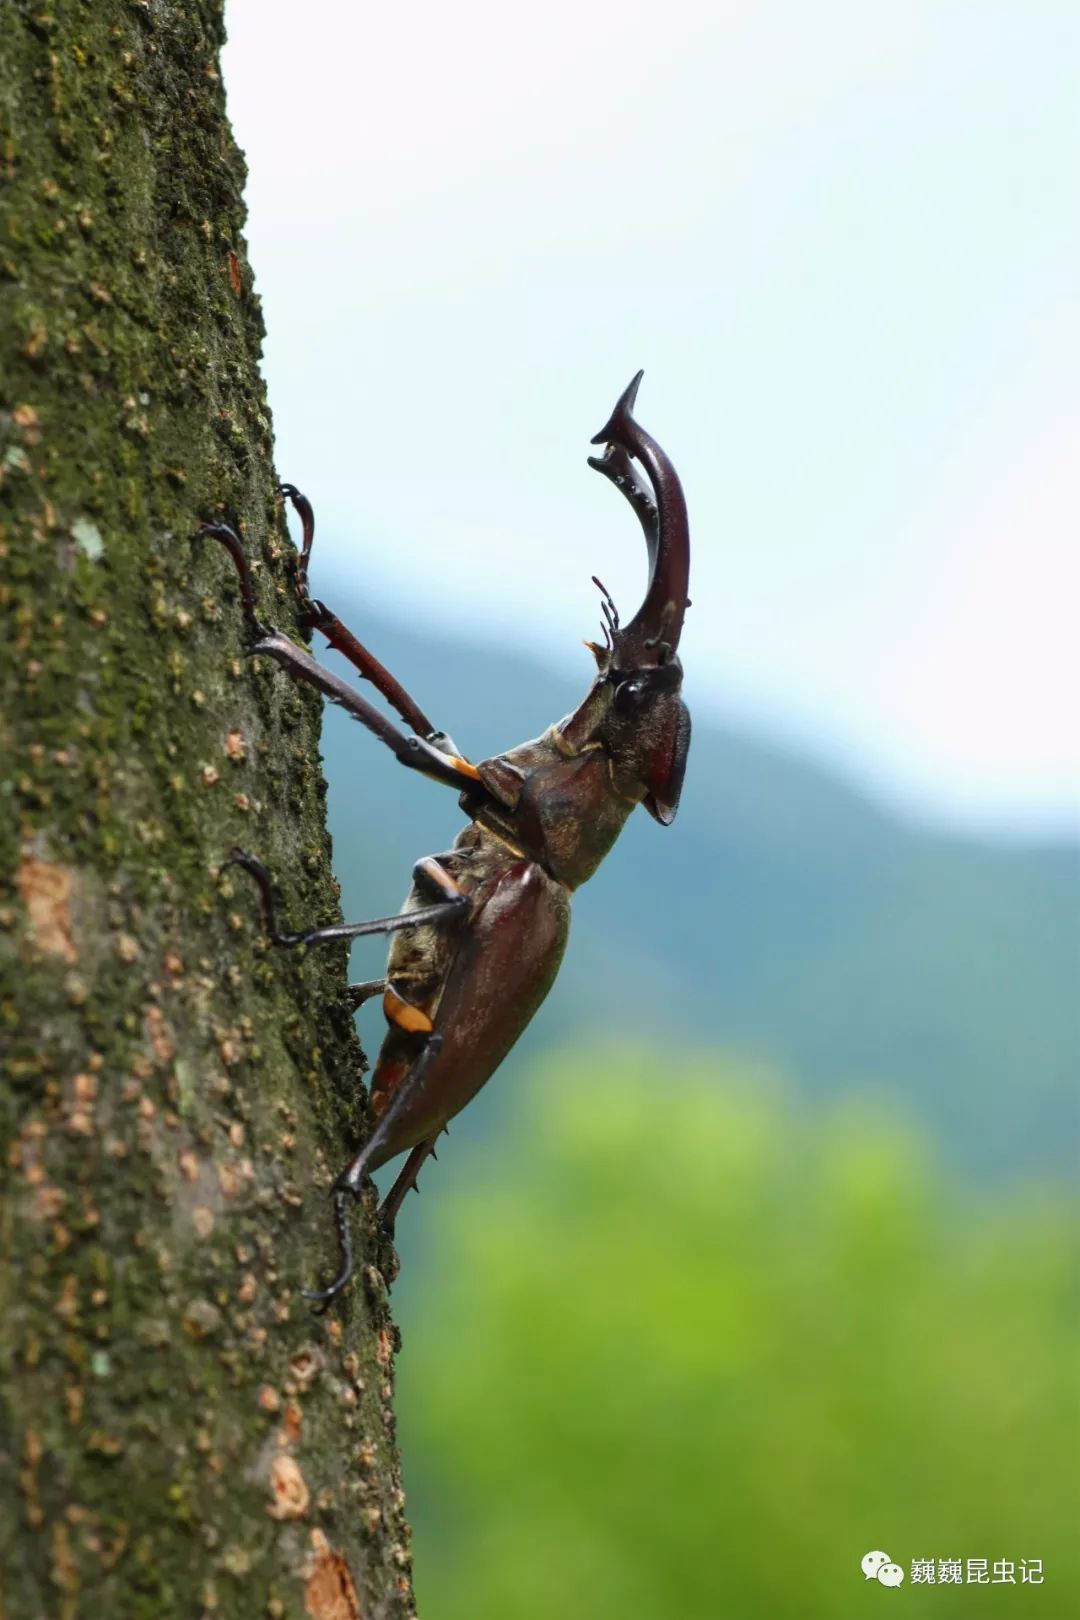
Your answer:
[366,856,570,1167]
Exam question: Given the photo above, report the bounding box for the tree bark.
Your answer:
[0,6,415,1616]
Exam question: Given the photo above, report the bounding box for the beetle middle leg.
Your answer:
[348,978,386,1010]
[223,849,469,948]
[224,849,471,1304]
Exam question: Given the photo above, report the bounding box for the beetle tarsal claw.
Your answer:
[191,520,271,639]
[301,1189,357,1310]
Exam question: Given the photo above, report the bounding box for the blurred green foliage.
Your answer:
[396,1049,1078,1619]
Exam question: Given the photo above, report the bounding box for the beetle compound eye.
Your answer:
[614,676,648,712]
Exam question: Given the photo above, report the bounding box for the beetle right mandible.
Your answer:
[195,370,691,1305]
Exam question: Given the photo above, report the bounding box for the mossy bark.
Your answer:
[0,5,415,1616]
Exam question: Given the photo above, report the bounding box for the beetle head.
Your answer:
[584,373,692,824]
[599,655,691,824]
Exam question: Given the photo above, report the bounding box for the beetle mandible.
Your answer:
[196,371,691,1305]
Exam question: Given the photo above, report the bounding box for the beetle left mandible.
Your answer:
[195,371,691,1306]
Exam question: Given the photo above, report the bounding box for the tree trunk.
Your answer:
[0,6,415,1616]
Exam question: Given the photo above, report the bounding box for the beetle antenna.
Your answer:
[591,575,620,639]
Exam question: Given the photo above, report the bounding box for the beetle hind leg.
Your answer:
[378,1135,440,1236]
[303,1032,445,1309]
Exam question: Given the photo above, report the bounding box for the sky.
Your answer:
[221,0,1079,839]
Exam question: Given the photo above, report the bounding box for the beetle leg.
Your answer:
[223,849,469,947]
[257,629,485,794]
[348,978,386,1010]
[277,482,317,601]
[378,1136,439,1235]
[278,483,462,753]
[192,520,271,641]
[194,519,483,795]
[303,1033,445,1308]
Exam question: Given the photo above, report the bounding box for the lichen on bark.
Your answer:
[0,5,415,1616]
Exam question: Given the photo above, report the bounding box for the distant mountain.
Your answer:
[313,596,1079,1181]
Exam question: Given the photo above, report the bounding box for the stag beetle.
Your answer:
[196,372,691,1305]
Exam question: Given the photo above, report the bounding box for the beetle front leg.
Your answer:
[194,519,484,795]
[278,483,461,753]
